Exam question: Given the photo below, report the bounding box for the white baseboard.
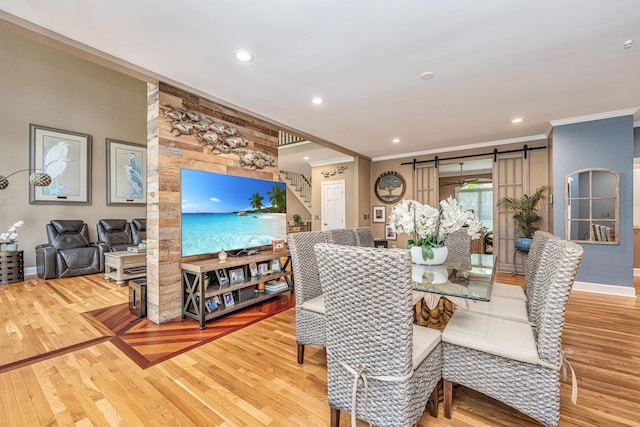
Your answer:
[24,266,37,276]
[572,281,636,298]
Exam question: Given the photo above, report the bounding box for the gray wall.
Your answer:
[552,116,634,287]
[0,24,147,268]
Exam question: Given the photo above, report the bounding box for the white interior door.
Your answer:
[321,179,345,231]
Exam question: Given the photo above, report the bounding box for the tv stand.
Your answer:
[180,250,292,329]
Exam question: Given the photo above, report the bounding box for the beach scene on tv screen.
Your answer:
[181,169,287,257]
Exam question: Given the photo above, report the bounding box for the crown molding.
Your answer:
[549,108,639,127]
[308,156,355,168]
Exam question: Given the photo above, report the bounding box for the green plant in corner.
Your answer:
[292,214,304,226]
[497,186,549,239]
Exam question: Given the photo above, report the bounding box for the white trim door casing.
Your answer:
[321,179,346,231]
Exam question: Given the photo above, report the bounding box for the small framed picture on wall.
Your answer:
[372,206,386,223]
[385,224,397,240]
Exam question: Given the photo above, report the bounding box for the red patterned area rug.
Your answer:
[83,294,295,369]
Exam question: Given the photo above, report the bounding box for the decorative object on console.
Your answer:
[497,186,548,252]
[0,169,51,190]
[29,124,92,205]
[218,249,228,263]
[272,239,286,253]
[374,171,406,204]
[384,224,396,241]
[388,197,481,264]
[0,220,23,252]
[106,139,147,205]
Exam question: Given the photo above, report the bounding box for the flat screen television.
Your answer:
[180,168,287,257]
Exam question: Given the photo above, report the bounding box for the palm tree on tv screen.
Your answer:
[267,185,286,212]
[249,192,264,211]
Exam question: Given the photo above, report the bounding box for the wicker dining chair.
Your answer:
[442,238,583,427]
[444,229,472,271]
[467,232,561,323]
[288,231,331,364]
[315,243,442,427]
[490,230,558,302]
[354,227,375,247]
[327,228,358,246]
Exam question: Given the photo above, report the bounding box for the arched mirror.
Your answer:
[565,168,619,244]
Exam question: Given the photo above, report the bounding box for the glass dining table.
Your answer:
[411,254,495,330]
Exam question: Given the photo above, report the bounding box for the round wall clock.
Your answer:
[374,171,406,204]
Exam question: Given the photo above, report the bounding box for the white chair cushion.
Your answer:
[442,310,539,365]
[491,282,527,300]
[300,294,326,314]
[466,295,529,323]
[412,325,441,367]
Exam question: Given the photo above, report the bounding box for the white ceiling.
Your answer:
[2,1,639,164]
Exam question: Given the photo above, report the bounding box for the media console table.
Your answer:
[180,250,293,329]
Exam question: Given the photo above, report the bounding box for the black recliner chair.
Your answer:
[36,220,107,279]
[97,219,133,252]
[131,218,147,245]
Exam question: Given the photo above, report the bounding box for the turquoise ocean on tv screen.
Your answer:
[181,212,286,256]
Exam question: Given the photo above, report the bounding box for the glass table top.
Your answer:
[412,254,495,301]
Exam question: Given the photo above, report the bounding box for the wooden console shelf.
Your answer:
[180,250,292,329]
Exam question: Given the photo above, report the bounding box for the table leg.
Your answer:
[416,297,454,331]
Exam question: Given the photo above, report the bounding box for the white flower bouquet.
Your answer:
[0,220,24,246]
[388,197,481,260]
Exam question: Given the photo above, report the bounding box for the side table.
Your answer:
[0,250,24,285]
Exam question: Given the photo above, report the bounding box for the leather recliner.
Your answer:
[36,220,108,279]
[131,218,147,245]
[97,219,133,252]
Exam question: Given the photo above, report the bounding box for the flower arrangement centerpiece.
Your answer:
[388,197,481,264]
[0,220,24,251]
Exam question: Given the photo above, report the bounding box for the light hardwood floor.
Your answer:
[0,272,639,426]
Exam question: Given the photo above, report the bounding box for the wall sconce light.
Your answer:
[0,169,52,190]
[321,166,347,178]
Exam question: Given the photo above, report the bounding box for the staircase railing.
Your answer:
[281,170,311,205]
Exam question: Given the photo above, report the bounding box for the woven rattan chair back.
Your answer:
[526,231,560,324]
[533,239,583,366]
[315,243,438,426]
[288,231,331,363]
[444,229,471,270]
[354,227,375,247]
[327,228,358,246]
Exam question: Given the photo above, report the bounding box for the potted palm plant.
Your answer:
[497,186,548,252]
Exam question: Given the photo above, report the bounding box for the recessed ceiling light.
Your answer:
[512,118,524,124]
[234,50,253,62]
[420,71,435,80]
[624,39,633,49]
[303,156,309,160]
[392,138,400,143]
[311,97,323,105]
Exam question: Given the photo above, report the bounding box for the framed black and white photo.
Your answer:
[373,206,386,223]
[222,292,235,307]
[385,224,397,240]
[228,267,245,285]
[106,139,146,205]
[215,269,228,286]
[29,124,92,205]
[249,262,259,277]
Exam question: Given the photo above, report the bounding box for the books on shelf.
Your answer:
[264,280,288,293]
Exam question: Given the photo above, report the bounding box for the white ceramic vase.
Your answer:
[410,245,448,265]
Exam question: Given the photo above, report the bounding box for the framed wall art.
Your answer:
[29,124,92,205]
[106,139,146,205]
[374,171,406,204]
[372,206,386,223]
[385,224,397,240]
